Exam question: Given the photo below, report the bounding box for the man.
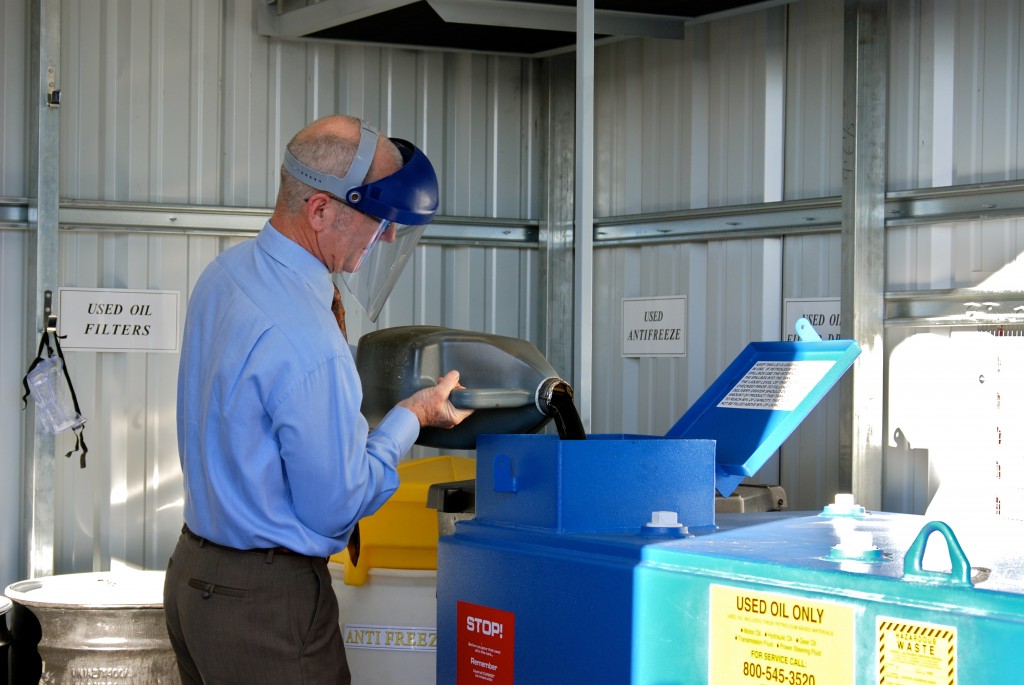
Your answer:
[164,115,472,684]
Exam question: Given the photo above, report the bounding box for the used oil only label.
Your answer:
[710,585,855,685]
[877,618,957,685]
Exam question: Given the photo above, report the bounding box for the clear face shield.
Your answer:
[282,120,439,322]
[342,220,427,322]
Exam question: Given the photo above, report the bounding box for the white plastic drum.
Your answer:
[4,571,179,684]
[331,563,438,685]
[1,596,12,679]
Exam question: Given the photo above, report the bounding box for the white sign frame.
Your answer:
[622,296,687,357]
[58,287,181,352]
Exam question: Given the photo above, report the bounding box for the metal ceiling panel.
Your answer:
[258,0,799,55]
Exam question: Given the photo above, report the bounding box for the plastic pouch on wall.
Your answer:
[21,327,89,467]
[26,355,86,435]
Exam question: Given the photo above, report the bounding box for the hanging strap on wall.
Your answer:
[21,292,89,468]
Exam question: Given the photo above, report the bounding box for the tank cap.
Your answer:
[642,511,689,538]
[821,493,867,518]
[829,529,885,562]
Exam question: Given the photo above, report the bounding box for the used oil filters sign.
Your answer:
[457,601,514,684]
[58,287,179,352]
[710,585,855,685]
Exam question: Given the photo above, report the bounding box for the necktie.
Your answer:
[332,283,361,566]
[331,284,348,341]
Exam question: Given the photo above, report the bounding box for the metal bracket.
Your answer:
[44,289,57,332]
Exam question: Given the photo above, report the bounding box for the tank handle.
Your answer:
[902,520,973,587]
[449,388,533,409]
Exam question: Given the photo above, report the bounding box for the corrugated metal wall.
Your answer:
[885,0,1024,516]
[58,1,540,214]
[0,0,30,598]
[0,229,27,592]
[5,0,1024,581]
[4,0,542,579]
[589,0,1024,512]
[0,0,28,197]
[589,4,841,502]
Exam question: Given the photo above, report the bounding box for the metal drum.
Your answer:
[4,571,179,684]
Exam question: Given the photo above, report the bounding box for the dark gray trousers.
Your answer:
[163,531,350,685]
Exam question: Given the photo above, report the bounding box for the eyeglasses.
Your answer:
[306,193,392,231]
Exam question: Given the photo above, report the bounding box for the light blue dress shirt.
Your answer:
[177,222,420,557]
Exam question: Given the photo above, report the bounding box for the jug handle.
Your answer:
[449,388,533,409]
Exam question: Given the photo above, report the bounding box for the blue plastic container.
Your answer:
[437,434,716,684]
[633,512,1024,684]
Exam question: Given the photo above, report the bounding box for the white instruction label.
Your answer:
[718,361,835,411]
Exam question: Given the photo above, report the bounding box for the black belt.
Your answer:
[181,523,321,561]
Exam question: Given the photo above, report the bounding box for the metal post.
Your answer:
[840,0,887,509]
[538,54,577,396]
[23,0,61,579]
[574,0,595,432]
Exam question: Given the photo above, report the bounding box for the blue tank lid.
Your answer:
[665,337,861,497]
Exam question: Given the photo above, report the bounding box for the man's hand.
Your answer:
[397,370,474,429]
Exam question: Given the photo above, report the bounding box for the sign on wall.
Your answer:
[58,288,180,352]
[783,297,841,341]
[622,296,687,357]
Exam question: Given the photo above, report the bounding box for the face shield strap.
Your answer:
[282,120,379,202]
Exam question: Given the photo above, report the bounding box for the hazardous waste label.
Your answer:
[709,585,855,685]
[877,618,956,685]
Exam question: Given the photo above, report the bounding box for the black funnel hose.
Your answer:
[538,378,587,440]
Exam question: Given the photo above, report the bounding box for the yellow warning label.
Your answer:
[877,617,956,685]
[709,585,856,685]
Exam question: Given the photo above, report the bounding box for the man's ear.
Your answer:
[305,193,332,232]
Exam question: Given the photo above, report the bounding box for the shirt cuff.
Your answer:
[373,405,421,455]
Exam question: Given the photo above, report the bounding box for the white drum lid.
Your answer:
[4,571,165,609]
[0,595,11,615]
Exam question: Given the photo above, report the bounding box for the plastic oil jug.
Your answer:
[356,326,584,449]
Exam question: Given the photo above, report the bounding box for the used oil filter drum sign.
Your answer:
[457,602,514,684]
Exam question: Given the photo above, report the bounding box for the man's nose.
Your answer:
[381,223,397,243]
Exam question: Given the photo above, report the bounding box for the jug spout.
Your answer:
[537,377,586,440]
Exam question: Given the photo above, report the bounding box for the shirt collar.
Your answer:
[258,221,335,312]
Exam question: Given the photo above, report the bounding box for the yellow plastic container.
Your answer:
[332,455,476,586]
